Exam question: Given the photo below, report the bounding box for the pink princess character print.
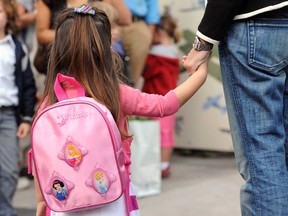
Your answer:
[86,167,117,194]
[66,144,82,167]
[45,172,74,202]
[58,136,88,168]
[94,170,109,193]
[52,179,68,201]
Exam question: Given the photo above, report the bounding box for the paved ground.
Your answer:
[13,150,243,216]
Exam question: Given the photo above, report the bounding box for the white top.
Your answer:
[0,34,18,107]
[149,44,179,59]
[50,194,127,216]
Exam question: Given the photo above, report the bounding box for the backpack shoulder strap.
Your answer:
[54,73,86,101]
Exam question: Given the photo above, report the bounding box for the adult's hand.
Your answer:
[182,48,211,75]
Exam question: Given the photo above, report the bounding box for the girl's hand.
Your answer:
[36,201,46,216]
[182,48,211,75]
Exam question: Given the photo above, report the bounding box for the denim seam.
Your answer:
[232,77,261,215]
[248,21,255,66]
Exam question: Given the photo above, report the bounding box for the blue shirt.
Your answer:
[124,0,160,24]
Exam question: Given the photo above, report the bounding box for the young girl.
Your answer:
[0,0,36,215]
[34,5,208,216]
[142,7,181,178]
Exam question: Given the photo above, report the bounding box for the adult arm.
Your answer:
[104,0,132,25]
[16,3,36,29]
[36,0,55,44]
[198,0,244,43]
[183,0,243,74]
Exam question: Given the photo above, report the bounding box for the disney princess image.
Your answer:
[45,172,74,202]
[86,166,117,194]
[94,170,109,194]
[66,143,82,167]
[58,136,88,168]
[52,179,68,201]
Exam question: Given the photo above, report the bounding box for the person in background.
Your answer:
[142,6,181,178]
[182,1,288,215]
[34,6,209,216]
[16,0,37,52]
[34,0,130,77]
[99,0,131,26]
[122,0,160,87]
[36,0,130,46]
[16,0,37,191]
[0,0,36,215]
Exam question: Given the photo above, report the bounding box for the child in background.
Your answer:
[0,0,36,215]
[16,0,37,52]
[34,6,208,216]
[121,0,160,87]
[142,7,181,177]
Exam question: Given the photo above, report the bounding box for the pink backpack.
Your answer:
[29,74,128,212]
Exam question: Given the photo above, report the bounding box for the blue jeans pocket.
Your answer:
[248,18,288,74]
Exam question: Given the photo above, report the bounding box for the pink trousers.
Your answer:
[152,115,176,148]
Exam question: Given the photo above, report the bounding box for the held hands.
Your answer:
[182,48,211,75]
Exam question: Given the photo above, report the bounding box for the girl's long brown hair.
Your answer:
[42,7,123,127]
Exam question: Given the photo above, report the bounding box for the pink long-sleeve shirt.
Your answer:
[119,84,179,158]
